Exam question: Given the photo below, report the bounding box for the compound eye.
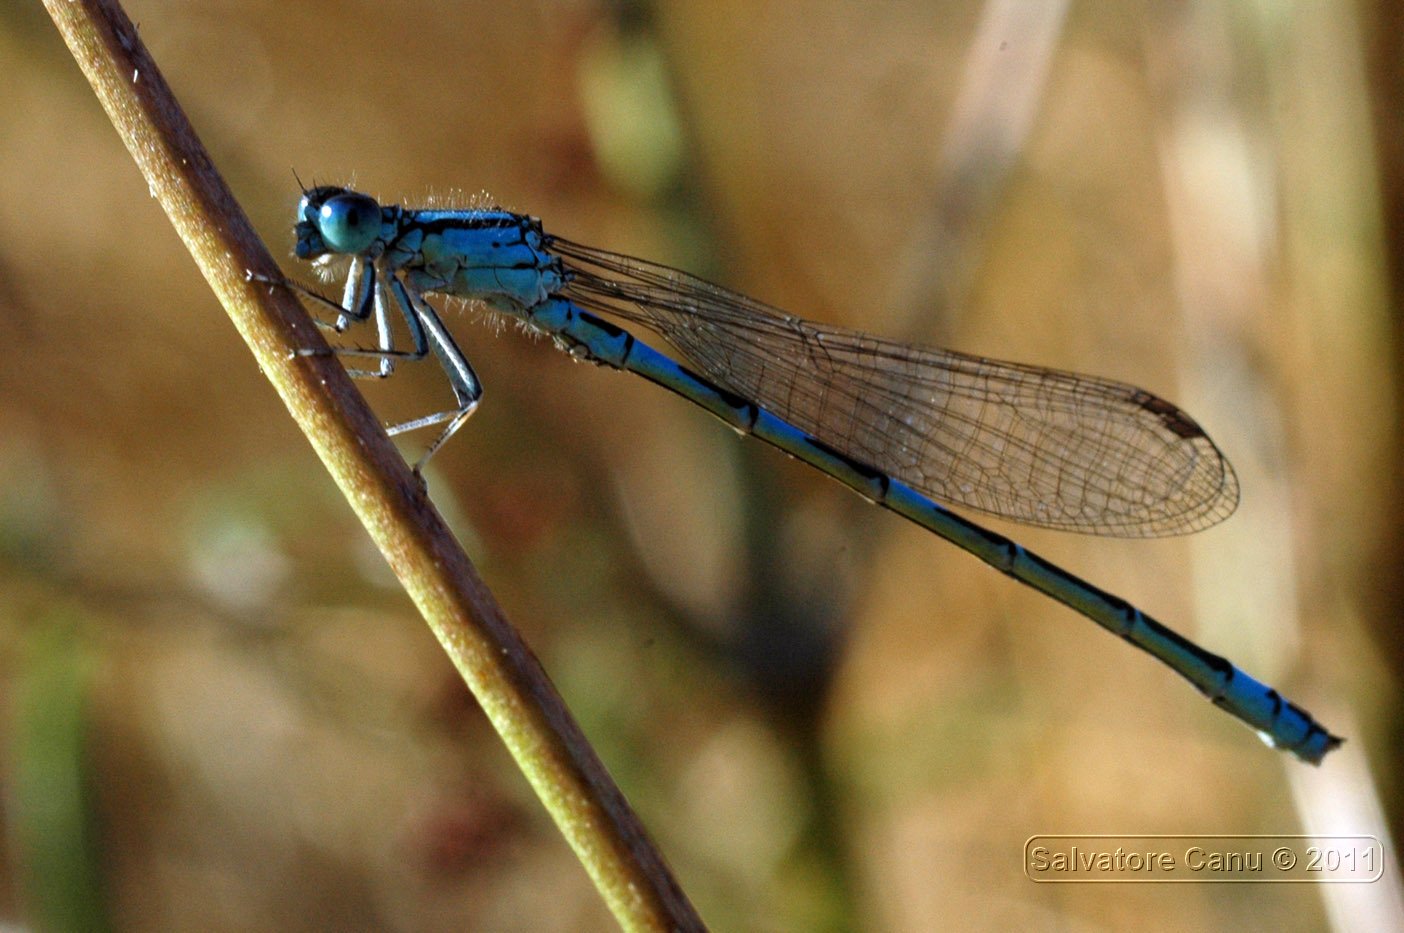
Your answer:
[317,192,383,254]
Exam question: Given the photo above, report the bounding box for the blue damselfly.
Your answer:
[281,185,1339,763]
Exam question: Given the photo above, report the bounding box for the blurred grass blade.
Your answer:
[11,616,109,933]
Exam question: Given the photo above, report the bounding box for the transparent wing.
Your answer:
[551,237,1238,537]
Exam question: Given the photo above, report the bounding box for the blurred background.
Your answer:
[3,0,1402,929]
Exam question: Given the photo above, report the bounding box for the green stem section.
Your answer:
[41,2,703,929]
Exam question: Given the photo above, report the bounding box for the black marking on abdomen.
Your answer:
[935,499,1019,555]
[579,310,624,338]
[1138,613,1236,692]
[707,380,756,415]
[1254,688,1284,718]
[805,437,888,485]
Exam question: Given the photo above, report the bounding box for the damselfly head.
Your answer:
[294,186,385,260]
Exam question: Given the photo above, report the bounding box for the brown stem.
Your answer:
[41,1,704,928]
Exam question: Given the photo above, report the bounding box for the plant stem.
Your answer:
[41,1,703,928]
